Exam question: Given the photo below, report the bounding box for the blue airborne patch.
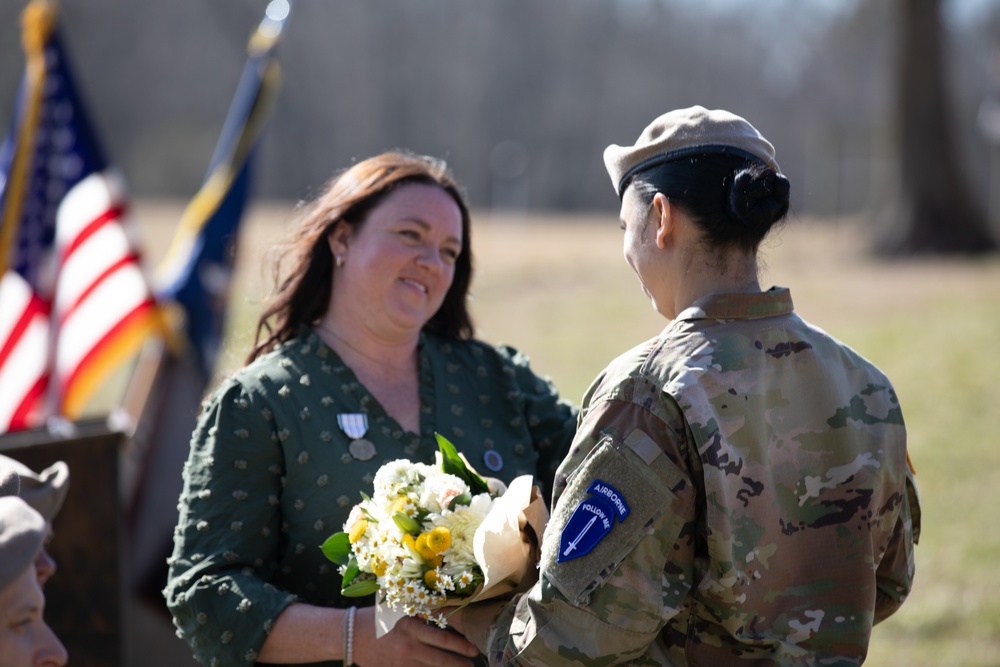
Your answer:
[587,479,630,521]
[557,479,630,562]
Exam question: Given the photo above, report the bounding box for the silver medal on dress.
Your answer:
[338,413,377,461]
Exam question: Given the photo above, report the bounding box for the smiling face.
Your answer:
[0,566,67,667]
[328,183,464,342]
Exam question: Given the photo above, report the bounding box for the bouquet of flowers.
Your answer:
[321,434,547,633]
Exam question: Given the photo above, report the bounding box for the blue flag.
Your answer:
[154,0,290,380]
[122,0,292,604]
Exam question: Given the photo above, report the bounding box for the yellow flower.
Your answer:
[348,518,368,544]
[426,527,451,555]
[392,496,412,515]
[424,570,438,587]
[372,558,388,577]
[414,533,437,561]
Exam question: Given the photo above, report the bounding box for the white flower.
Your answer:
[372,459,418,501]
[419,473,470,514]
[434,572,455,592]
[436,492,494,565]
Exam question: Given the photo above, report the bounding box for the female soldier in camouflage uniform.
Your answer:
[450,106,920,665]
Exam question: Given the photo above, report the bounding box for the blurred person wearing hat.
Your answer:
[0,492,69,666]
[449,106,921,665]
[164,151,576,667]
[0,456,70,586]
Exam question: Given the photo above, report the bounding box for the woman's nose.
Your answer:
[415,245,445,272]
[38,621,69,666]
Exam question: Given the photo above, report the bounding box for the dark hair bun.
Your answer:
[727,166,791,228]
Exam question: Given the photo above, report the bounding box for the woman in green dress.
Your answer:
[164,152,577,667]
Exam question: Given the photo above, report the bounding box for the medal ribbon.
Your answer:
[337,413,369,440]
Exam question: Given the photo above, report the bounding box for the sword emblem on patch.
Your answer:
[557,479,630,562]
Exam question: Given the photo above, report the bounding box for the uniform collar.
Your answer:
[674,286,794,322]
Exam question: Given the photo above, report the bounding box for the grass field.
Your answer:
[135,202,1000,666]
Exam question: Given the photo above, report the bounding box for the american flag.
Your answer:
[0,1,161,433]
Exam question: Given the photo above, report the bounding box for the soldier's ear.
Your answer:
[651,194,674,250]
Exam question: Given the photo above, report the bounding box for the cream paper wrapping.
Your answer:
[375,474,548,636]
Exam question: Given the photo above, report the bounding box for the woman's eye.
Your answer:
[10,618,31,633]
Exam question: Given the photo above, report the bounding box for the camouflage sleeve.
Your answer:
[873,464,921,624]
[484,397,697,665]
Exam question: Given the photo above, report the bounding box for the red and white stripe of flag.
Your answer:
[51,169,158,418]
[0,271,49,431]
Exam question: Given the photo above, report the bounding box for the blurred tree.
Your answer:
[871,0,996,254]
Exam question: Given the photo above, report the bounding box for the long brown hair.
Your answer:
[247,151,475,363]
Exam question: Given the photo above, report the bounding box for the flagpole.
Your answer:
[0,0,55,277]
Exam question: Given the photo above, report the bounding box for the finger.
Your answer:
[432,627,479,658]
[400,617,479,658]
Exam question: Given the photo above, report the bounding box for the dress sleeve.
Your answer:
[164,378,297,667]
[874,464,921,624]
[483,397,697,666]
[496,345,578,501]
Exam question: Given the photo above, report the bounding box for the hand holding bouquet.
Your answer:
[321,434,547,633]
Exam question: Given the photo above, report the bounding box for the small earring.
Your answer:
[335,255,345,268]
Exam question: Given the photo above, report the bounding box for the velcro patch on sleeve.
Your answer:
[542,432,677,605]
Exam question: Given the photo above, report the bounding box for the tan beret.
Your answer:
[0,456,69,523]
[603,105,781,196]
[0,496,45,591]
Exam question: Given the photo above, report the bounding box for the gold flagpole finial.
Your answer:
[21,0,57,58]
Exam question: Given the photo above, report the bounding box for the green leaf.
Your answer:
[393,511,422,534]
[341,558,360,587]
[320,532,352,565]
[342,579,381,597]
[447,493,471,511]
[435,433,490,496]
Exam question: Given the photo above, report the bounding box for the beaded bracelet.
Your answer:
[343,606,357,667]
